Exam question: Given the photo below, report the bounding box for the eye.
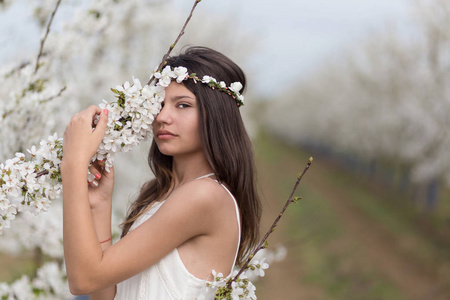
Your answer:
[177,103,191,109]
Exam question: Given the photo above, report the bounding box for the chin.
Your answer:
[156,146,175,157]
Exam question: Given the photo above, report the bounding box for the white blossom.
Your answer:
[246,258,269,278]
[0,282,11,299]
[246,281,257,299]
[203,251,273,299]
[201,75,216,84]
[10,276,34,300]
[0,262,70,300]
[230,82,243,93]
[92,77,164,171]
[153,66,175,87]
[173,66,189,83]
[231,281,245,299]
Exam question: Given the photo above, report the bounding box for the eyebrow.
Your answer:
[171,95,195,100]
[168,95,196,101]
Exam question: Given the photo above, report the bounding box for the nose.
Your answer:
[155,102,172,124]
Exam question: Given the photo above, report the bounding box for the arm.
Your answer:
[61,106,220,295]
[87,204,116,299]
[88,164,116,299]
[62,106,111,295]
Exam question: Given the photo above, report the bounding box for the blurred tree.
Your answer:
[264,0,450,204]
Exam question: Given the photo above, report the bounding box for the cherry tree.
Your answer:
[265,0,450,194]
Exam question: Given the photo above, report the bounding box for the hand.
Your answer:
[87,161,115,210]
[62,105,109,167]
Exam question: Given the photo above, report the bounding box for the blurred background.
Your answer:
[0,0,449,299]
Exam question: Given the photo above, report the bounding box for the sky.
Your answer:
[173,0,412,96]
[0,0,412,96]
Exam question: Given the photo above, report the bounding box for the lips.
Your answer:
[156,129,177,139]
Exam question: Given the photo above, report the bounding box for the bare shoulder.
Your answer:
[167,178,236,215]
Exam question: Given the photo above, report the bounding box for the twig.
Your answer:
[5,61,31,77]
[230,157,313,284]
[146,0,202,86]
[34,0,63,74]
[36,170,49,177]
[39,86,67,104]
[1,86,67,120]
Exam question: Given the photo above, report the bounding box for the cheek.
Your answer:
[185,115,201,146]
[190,116,201,138]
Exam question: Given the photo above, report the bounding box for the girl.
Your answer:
[62,47,261,299]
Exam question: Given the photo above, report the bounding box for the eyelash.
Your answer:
[160,102,192,109]
[177,103,191,109]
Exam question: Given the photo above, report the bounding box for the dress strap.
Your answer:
[194,173,215,180]
[214,182,241,272]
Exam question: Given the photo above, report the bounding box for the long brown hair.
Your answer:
[121,46,261,264]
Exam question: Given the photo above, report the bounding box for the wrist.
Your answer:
[61,159,88,172]
[90,200,112,213]
[99,236,112,244]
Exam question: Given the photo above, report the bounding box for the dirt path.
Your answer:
[253,134,449,299]
[306,159,449,300]
[255,157,326,300]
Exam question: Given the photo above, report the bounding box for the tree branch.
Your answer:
[146,0,202,86]
[34,0,63,74]
[230,157,313,284]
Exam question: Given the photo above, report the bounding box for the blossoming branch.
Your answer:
[0,77,165,234]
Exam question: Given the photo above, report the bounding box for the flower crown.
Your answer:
[153,66,245,107]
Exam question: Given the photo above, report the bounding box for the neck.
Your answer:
[171,151,213,187]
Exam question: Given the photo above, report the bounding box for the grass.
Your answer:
[286,186,404,300]
[254,131,449,300]
[321,157,450,277]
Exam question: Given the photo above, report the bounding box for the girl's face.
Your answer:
[152,82,202,158]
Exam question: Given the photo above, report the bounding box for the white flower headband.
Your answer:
[153,66,245,107]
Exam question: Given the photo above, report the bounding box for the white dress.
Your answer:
[115,174,241,300]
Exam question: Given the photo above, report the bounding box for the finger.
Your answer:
[87,171,96,183]
[85,105,102,116]
[93,108,109,138]
[90,180,99,188]
[104,165,114,178]
[74,106,100,125]
[76,106,101,129]
[89,166,102,180]
[97,161,106,171]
